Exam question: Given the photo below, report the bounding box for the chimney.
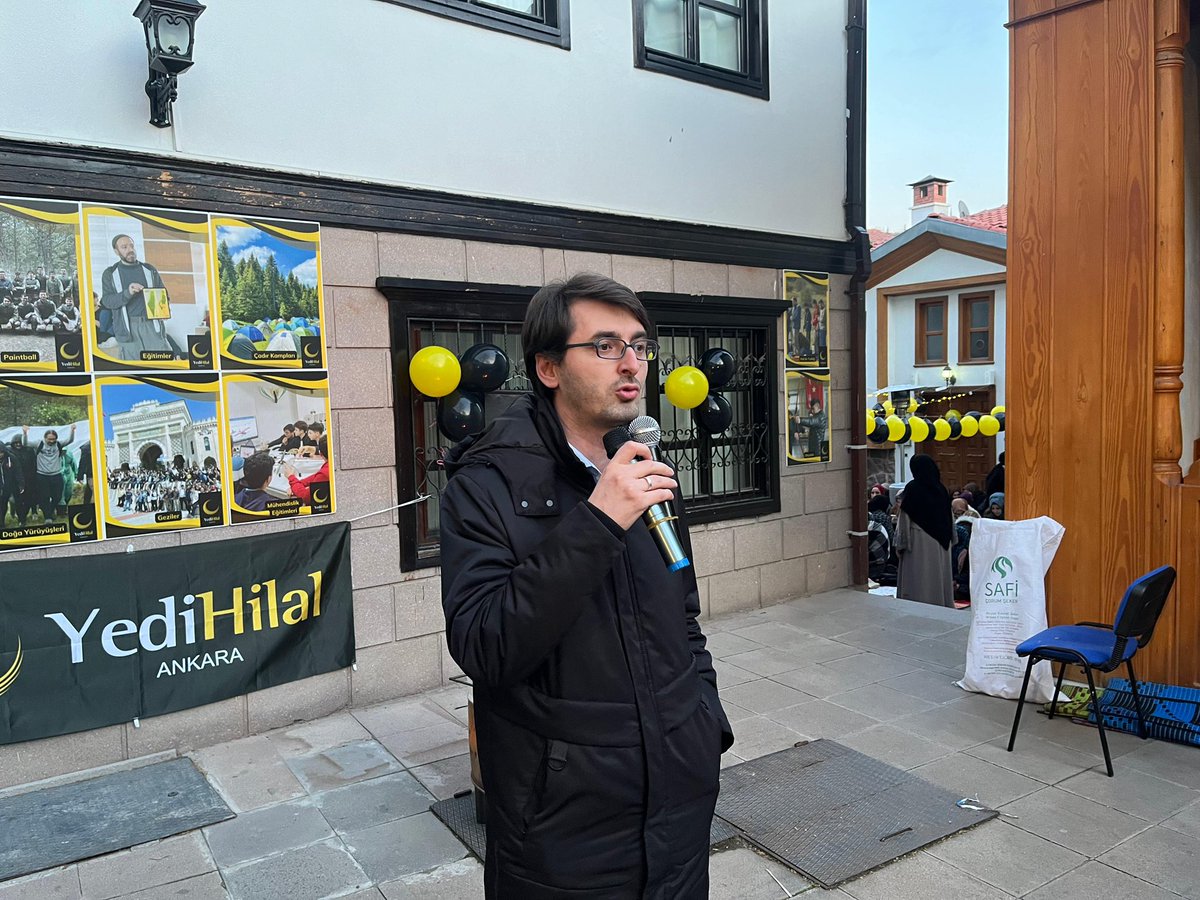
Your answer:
[908,175,952,225]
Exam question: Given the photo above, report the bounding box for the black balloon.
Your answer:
[948,417,963,439]
[693,393,733,435]
[899,422,912,444]
[872,403,885,416]
[437,390,486,441]
[459,343,510,393]
[699,347,736,389]
[996,412,1006,432]
[868,416,888,442]
[964,410,983,420]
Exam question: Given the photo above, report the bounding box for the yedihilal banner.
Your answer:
[0,521,353,746]
[222,371,334,523]
[0,197,86,373]
[211,216,325,371]
[81,204,217,372]
[95,372,227,538]
[0,374,100,549]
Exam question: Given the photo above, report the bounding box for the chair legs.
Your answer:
[1126,658,1149,740]
[1048,662,1067,720]
[1082,664,1114,777]
[1007,656,1036,752]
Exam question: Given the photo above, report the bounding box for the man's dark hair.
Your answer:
[294,420,308,431]
[112,233,133,250]
[307,421,325,435]
[522,273,653,399]
[283,424,295,433]
[317,436,328,459]
[243,452,274,489]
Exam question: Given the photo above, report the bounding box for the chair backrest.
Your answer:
[1114,565,1177,647]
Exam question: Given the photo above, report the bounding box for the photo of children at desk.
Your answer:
[223,374,334,522]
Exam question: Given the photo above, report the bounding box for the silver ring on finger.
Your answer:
[644,475,653,491]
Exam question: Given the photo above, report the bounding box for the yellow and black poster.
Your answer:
[211,216,325,371]
[784,270,829,368]
[222,371,334,523]
[95,372,227,538]
[81,205,217,372]
[787,369,831,465]
[0,521,353,745]
[0,198,86,373]
[0,374,100,548]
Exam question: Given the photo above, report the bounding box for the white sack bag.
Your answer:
[957,516,1066,702]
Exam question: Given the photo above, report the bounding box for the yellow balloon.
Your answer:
[409,346,461,398]
[907,397,919,414]
[866,410,876,434]
[945,408,961,421]
[979,414,1001,436]
[909,416,930,443]
[882,399,895,416]
[885,414,905,442]
[932,418,951,441]
[664,366,709,409]
[959,415,980,438]
[991,405,1006,416]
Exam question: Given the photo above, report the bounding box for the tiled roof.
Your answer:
[867,228,898,249]
[925,204,1007,233]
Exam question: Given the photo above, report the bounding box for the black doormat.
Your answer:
[715,740,995,888]
[430,792,741,862]
[0,757,233,881]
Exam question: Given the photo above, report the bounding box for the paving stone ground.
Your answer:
[2,588,1198,899]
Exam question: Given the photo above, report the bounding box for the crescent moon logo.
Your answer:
[71,512,93,530]
[311,488,327,505]
[302,345,320,360]
[0,637,22,698]
[201,500,220,517]
[59,341,81,361]
[191,341,211,361]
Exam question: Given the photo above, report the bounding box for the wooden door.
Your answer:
[915,387,996,491]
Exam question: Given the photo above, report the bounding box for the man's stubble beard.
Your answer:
[557,370,642,432]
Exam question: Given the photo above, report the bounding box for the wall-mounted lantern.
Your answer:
[133,0,206,128]
[941,365,957,388]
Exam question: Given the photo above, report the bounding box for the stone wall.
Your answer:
[0,228,853,789]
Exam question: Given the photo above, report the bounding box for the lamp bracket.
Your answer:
[145,72,178,128]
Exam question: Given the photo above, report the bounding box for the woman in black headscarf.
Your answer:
[895,454,954,607]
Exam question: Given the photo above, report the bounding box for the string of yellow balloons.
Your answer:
[866,406,1005,444]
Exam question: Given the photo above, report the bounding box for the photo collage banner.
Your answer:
[784,270,831,465]
[0,197,335,550]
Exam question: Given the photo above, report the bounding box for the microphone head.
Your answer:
[602,425,631,459]
[627,415,661,448]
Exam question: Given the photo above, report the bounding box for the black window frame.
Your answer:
[633,0,769,99]
[378,0,570,49]
[382,277,786,570]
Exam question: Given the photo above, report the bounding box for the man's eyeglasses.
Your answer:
[562,338,659,361]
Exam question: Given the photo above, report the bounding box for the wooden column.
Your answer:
[1154,0,1188,483]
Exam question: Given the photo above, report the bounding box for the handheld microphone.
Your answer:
[602,420,691,573]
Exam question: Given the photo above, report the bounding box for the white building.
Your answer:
[105,399,219,470]
[0,0,866,782]
[866,179,1007,489]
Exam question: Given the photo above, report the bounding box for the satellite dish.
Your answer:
[958,200,971,217]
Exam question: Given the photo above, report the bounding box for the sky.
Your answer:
[100,384,216,441]
[867,0,1009,233]
[216,225,319,287]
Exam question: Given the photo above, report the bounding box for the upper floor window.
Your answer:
[381,0,570,48]
[915,296,948,365]
[959,291,994,363]
[635,0,769,99]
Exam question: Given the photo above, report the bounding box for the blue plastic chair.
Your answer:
[1006,565,1176,776]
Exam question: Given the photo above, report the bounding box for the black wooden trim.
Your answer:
[0,140,853,273]
[633,0,769,100]
[376,0,570,49]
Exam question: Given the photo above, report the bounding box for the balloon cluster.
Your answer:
[866,405,1005,444]
[408,344,510,441]
[663,348,736,435]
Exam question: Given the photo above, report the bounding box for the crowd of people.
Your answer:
[867,451,1006,609]
[107,460,220,519]
[0,425,89,527]
[0,266,81,334]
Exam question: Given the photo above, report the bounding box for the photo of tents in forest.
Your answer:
[211,216,325,370]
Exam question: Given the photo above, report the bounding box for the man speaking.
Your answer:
[440,274,733,898]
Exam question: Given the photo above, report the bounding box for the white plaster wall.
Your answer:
[0,0,848,240]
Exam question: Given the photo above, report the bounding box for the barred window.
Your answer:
[385,281,785,570]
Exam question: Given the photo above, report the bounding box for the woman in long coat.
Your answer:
[895,454,954,607]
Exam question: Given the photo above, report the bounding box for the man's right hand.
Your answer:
[588,441,677,530]
[128,283,144,295]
